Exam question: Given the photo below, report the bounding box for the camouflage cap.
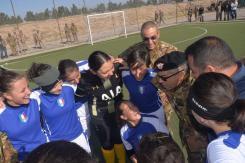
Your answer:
[154,51,187,71]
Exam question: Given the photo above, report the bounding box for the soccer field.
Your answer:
[1,21,244,162]
[1,21,245,71]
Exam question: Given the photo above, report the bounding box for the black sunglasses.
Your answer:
[158,70,184,81]
[143,36,157,42]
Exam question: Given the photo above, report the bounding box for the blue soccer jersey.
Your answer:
[33,86,83,141]
[120,115,169,154]
[122,68,162,113]
[0,99,47,155]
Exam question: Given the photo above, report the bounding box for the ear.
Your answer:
[205,65,216,72]
[3,92,12,102]
[120,115,127,121]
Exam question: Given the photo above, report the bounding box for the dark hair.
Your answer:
[24,141,96,163]
[185,36,236,69]
[127,50,150,68]
[231,100,245,133]
[191,72,236,112]
[116,100,131,126]
[0,67,25,94]
[58,59,78,80]
[137,132,184,163]
[189,72,245,132]
[27,63,51,80]
[88,51,111,72]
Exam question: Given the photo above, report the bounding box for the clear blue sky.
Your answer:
[0,0,127,17]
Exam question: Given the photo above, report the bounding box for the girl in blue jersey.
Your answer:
[0,68,47,161]
[187,72,245,163]
[122,49,166,125]
[118,100,169,163]
[58,59,90,138]
[27,63,90,153]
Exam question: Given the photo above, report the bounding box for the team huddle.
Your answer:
[0,21,245,163]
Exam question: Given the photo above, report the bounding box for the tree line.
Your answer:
[0,0,182,25]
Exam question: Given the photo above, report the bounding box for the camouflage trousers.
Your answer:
[158,91,207,163]
[0,133,18,163]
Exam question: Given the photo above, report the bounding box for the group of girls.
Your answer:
[0,49,244,163]
[0,62,90,161]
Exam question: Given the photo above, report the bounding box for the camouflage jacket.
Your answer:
[119,41,177,67]
[0,132,18,163]
[153,72,208,162]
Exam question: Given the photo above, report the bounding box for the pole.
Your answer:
[176,1,178,24]
[9,0,19,31]
[52,0,63,43]
[81,0,91,43]
[134,3,140,31]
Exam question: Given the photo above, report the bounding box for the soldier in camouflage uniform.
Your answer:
[119,21,177,67]
[0,132,18,163]
[152,51,208,163]
[6,33,17,56]
[70,23,78,42]
[64,23,72,43]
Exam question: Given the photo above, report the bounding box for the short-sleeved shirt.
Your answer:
[122,68,162,113]
[32,86,83,141]
[120,115,169,155]
[208,131,245,163]
[0,99,47,154]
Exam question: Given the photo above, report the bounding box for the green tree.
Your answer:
[24,11,36,21]
[108,2,119,11]
[71,4,80,15]
[52,8,58,19]
[0,12,10,25]
[44,8,50,19]
[96,3,106,12]
[57,6,65,17]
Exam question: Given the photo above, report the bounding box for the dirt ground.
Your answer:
[0,0,221,58]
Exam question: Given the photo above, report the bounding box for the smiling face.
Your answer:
[95,59,115,80]
[3,77,31,106]
[141,27,160,50]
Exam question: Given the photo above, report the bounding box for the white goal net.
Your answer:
[87,11,127,45]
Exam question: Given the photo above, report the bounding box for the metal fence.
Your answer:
[0,0,238,59]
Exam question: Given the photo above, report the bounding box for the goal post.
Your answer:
[86,11,127,45]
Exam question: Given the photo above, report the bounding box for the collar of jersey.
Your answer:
[217,130,242,149]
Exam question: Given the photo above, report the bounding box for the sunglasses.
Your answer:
[143,36,157,42]
[158,70,184,81]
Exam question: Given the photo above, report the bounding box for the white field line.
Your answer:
[2,20,245,71]
[173,27,208,45]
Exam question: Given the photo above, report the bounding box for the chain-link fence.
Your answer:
[0,0,243,59]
